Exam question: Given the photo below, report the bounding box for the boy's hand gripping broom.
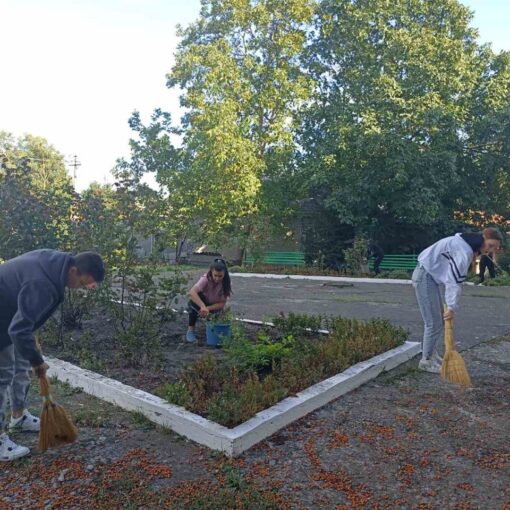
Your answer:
[440,308,471,387]
[38,376,79,452]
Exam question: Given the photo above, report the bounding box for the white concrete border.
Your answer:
[46,340,420,456]
[231,272,413,284]
[231,272,478,287]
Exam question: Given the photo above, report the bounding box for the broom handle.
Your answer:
[34,334,52,398]
[443,305,455,352]
[39,375,51,398]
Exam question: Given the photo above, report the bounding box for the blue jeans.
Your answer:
[412,265,444,359]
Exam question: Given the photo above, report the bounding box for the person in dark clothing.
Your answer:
[367,243,384,275]
[0,249,104,461]
[479,252,497,283]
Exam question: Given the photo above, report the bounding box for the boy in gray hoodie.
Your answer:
[0,249,104,461]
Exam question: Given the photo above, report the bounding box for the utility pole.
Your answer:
[69,155,81,186]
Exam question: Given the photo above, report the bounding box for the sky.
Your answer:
[0,0,508,191]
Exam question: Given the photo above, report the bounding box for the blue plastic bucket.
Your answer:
[205,322,231,347]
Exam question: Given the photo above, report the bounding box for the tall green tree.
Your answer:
[461,49,510,222]
[0,132,76,259]
[300,0,507,252]
[163,0,315,251]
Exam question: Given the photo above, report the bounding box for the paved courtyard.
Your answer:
[226,276,510,351]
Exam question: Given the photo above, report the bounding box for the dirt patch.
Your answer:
[40,307,231,392]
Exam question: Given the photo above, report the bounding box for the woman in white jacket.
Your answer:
[412,228,503,373]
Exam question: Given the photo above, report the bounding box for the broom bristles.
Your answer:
[38,377,79,452]
[38,401,79,452]
[440,350,472,387]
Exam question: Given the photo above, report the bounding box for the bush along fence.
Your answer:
[244,251,418,273]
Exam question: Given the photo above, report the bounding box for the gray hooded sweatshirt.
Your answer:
[0,249,73,366]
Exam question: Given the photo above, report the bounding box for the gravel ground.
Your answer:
[1,334,508,509]
[2,275,509,509]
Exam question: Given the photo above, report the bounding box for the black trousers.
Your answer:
[188,292,210,327]
[479,255,496,282]
[372,255,383,274]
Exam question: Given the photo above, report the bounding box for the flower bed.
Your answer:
[41,304,408,429]
[157,313,408,427]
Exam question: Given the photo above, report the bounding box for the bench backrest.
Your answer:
[245,251,306,266]
[369,254,418,270]
[244,252,418,270]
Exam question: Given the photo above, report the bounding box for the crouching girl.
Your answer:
[186,259,232,343]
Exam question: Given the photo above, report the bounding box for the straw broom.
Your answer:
[34,333,79,451]
[440,308,471,387]
[38,375,79,452]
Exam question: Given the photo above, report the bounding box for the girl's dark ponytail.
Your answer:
[207,258,232,297]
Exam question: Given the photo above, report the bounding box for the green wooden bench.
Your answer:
[369,254,418,271]
[245,251,306,267]
[244,252,417,271]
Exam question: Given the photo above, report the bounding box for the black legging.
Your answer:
[188,292,211,327]
[479,255,496,282]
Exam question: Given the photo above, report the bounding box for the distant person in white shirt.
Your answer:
[412,228,503,373]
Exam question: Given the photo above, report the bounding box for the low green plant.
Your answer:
[272,312,324,335]
[79,348,105,371]
[54,380,83,397]
[166,465,283,510]
[160,313,408,427]
[158,381,193,408]
[379,269,412,280]
[130,411,156,430]
[207,373,286,427]
[483,271,510,286]
[496,251,510,272]
[207,307,235,324]
[222,325,295,372]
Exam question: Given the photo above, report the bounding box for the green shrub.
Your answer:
[483,271,510,286]
[179,354,226,414]
[161,314,409,427]
[379,269,412,280]
[222,326,295,373]
[228,265,246,273]
[207,373,286,427]
[272,312,324,335]
[343,236,369,275]
[496,252,510,272]
[158,381,192,408]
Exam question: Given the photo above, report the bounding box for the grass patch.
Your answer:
[73,408,109,428]
[54,380,84,397]
[130,411,156,430]
[160,313,408,427]
[165,465,286,510]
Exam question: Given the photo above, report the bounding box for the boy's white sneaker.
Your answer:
[431,351,443,365]
[9,410,41,433]
[418,357,441,374]
[0,433,30,462]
